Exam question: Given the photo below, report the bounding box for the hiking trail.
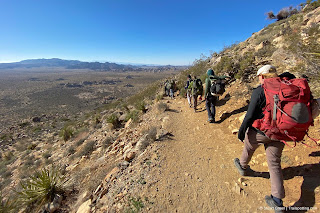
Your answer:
[133,95,320,213]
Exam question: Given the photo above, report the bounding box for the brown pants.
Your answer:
[240,128,285,199]
[192,95,197,110]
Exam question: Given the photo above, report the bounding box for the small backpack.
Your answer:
[192,79,203,95]
[209,75,225,96]
[252,77,315,146]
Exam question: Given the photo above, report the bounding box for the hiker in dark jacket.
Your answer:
[188,75,202,112]
[185,74,193,107]
[205,69,228,123]
[234,65,286,212]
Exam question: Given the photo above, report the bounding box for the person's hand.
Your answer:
[238,130,245,142]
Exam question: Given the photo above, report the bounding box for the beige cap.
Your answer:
[257,65,276,76]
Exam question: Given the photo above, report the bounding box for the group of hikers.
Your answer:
[176,65,319,213]
[164,79,177,99]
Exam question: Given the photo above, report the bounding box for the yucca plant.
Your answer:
[106,114,120,128]
[17,167,65,209]
[135,101,147,113]
[0,192,17,213]
[59,126,74,141]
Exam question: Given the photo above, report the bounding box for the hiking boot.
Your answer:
[233,158,252,176]
[265,195,285,213]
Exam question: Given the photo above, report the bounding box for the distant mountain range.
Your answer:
[0,58,188,71]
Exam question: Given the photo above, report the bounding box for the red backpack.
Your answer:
[252,77,316,146]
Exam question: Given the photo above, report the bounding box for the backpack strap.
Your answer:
[281,140,296,148]
[281,132,319,148]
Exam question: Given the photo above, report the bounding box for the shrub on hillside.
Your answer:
[59,126,74,141]
[77,141,96,157]
[135,101,147,113]
[106,114,121,128]
[267,7,300,21]
[125,110,140,123]
[17,167,65,210]
[157,102,169,112]
[214,56,233,74]
[0,192,17,213]
[301,0,320,12]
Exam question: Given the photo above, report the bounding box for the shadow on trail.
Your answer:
[216,93,231,107]
[156,132,175,141]
[281,163,320,212]
[216,104,249,124]
[166,109,180,113]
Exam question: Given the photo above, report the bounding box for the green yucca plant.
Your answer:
[0,192,17,213]
[59,126,74,141]
[106,114,120,128]
[17,167,65,209]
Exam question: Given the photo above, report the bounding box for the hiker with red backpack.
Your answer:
[234,64,315,212]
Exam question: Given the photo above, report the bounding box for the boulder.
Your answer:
[135,134,149,152]
[104,167,120,182]
[76,199,92,213]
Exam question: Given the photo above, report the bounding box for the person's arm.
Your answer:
[204,78,210,97]
[238,87,263,141]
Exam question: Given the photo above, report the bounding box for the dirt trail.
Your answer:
[140,96,320,213]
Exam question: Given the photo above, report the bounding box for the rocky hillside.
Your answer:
[209,5,320,95]
[0,2,319,213]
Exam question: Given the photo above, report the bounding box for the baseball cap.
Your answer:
[257,65,276,76]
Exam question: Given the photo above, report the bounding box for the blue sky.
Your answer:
[0,0,304,65]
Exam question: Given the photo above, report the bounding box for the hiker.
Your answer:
[185,74,193,107]
[188,75,203,112]
[204,69,228,123]
[164,79,170,96]
[234,65,286,212]
[169,79,176,99]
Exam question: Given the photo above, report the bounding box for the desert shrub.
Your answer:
[42,152,51,159]
[59,126,74,141]
[126,197,144,213]
[2,152,14,162]
[102,137,113,149]
[32,126,41,133]
[67,146,76,155]
[24,158,35,168]
[214,56,233,74]
[77,141,95,157]
[157,102,169,112]
[0,192,17,212]
[106,114,120,128]
[235,52,255,79]
[302,0,320,12]
[94,115,101,125]
[76,138,86,147]
[2,170,12,179]
[44,159,53,165]
[19,122,30,128]
[147,127,157,141]
[135,101,147,113]
[17,167,65,209]
[255,45,276,57]
[267,7,300,21]
[27,143,37,150]
[125,110,140,123]
[155,94,163,102]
